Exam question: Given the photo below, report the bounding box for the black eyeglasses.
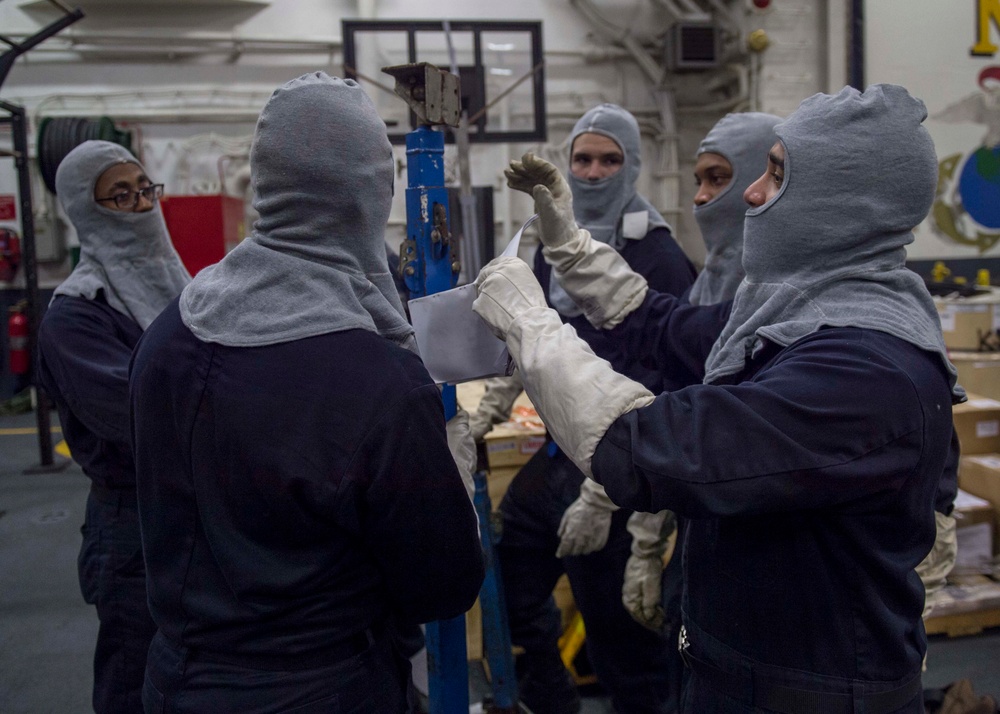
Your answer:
[96,184,164,210]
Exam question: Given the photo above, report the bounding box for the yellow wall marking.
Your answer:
[972,0,1000,56]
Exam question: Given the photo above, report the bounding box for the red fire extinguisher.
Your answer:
[8,301,29,376]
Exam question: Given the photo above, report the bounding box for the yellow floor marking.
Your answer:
[0,427,63,436]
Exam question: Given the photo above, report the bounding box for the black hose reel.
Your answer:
[37,117,134,195]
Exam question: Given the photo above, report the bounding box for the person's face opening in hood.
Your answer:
[570,132,625,182]
[693,152,734,207]
[744,141,785,208]
[94,162,158,213]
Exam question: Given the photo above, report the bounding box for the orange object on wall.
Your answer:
[160,195,245,277]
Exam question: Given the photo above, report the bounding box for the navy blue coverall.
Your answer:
[37,293,158,714]
[129,300,485,714]
[591,290,954,713]
[498,226,696,714]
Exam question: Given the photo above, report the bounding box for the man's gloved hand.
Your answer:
[555,479,620,557]
[473,256,548,342]
[504,153,577,249]
[622,510,676,633]
[504,153,647,331]
[623,552,665,632]
[445,408,477,504]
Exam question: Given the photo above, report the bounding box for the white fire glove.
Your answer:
[622,510,676,633]
[473,257,655,478]
[504,153,577,249]
[555,479,620,557]
[471,256,548,342]
[505,153,648,329]
[467,371,525,443]
[445,408,477,505]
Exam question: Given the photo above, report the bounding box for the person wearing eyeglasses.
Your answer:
[36,140,190,714]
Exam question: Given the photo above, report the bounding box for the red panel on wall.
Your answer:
[0,195,16,221]
[160,195,245,277]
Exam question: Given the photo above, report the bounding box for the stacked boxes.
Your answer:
[949,352,1000,401]
[936,292,1000,352]
[937,290,1000,399]
[952,395,1000,456]
[953,394,1000,561]
[483,413,547,506]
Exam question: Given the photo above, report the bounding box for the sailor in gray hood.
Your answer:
[36,140,190,714]
[547,103,679,314]
[468,103,695,714]
[129,72,483,714]
[475,83,961,713]
[689,112,781,306]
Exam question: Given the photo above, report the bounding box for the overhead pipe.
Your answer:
[675,63,750,113]
[570,0,664,85]
[2,30,343,61]
[647,0,710,22]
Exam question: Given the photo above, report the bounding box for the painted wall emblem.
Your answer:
[932,67,1000,252]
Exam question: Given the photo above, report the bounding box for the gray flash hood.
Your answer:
[702,84,963,401]
[689,112,781,306]
[179,72,413,349]
[53,141,191,329]
[550,103,671,316]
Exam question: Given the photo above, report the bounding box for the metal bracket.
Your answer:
[382,62,461,128]
[431,201,460,271]
[398,238,418,278]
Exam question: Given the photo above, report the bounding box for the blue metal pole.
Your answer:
[473,470,519,710]
[403,125,457,300]
[404,124,468,713]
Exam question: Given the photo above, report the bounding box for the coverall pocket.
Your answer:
[142,672,166,714]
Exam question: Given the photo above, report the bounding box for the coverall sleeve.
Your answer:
[609,290,732,387]
[356,383,485,625]
[633,227,698,298]
[37,302,134,444]
[591,331,938,519]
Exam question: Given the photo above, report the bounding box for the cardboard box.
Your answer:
[466,598,483,661]
[950,351,1000,401]
[952,395,1000,455]
[456,379,547,470]
[456,379,534,414]
[953,488,995,573]
[958,454,1000,555]
[936,296,1000,351]
[484,423,546,469]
